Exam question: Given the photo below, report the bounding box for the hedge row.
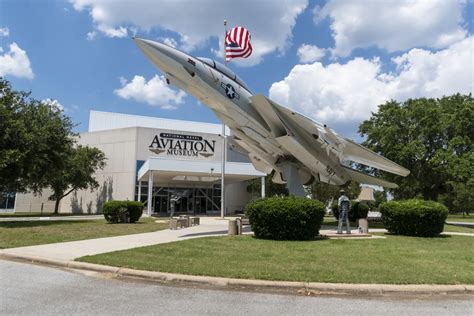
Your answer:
[245,196,325,240]
[103,201,144,223]
[380,199,448,237]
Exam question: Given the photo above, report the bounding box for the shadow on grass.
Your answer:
[247,234,330,243]
[382,232,451,239]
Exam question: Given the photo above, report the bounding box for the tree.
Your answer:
[1,78,107,214]
[247,171,289,197]
[0,77,75,193]
[438,180,473,215]
[358,94,473,208]
[48,145,106,214]
[373,190,387,208]
[308,181,361,205]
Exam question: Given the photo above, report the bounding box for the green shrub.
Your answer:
[351,202,369,221]
[103,201,144,224]
[126,201,145,223]
[380,199,448,237]
[245,196,325,240]
[332,201,369,222]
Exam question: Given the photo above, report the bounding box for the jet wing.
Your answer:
[341,166,398,188]
[341,138,410,176]
[251,94,409,177]
[249,94,409,187]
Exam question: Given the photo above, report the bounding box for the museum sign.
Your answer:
[149,132,216,158]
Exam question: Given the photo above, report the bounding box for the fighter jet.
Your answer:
[133,37,410,196]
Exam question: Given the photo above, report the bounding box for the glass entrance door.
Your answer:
[155,196,168,213]
[194,196,207,214]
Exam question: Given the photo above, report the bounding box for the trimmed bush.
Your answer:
[380,199,448,237]
[332,201,369,222]
[103,201,144,224]
[245,196,325,240]
[351,202,369,221]
[127,201,145,223]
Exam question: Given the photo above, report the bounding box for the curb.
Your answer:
[1,251,472,295]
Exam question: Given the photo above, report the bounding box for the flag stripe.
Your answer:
[225,26,252,62]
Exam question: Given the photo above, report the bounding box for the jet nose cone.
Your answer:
[133,37,185,73]
[133,37,167,56]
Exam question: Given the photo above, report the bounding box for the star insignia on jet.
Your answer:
[225,84,235,98]
[221,82,240,100]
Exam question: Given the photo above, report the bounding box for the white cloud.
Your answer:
[269,37,474,133]
[71,0,308,64]
[315,0,468,57]
[0,43,34,79]
[86,31,97,40]
[114,75,186,110]
[0,27,9,37]
[43,98,64,112]
[97,25,128,38]
[297,44,326,63]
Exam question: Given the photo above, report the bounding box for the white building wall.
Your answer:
[61,127,138,213]
[225,181,254,214]
[15,188,56,213]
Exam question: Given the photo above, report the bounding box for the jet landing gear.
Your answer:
[279,163,305,197]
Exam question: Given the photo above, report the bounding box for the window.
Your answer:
[0,192,15,209]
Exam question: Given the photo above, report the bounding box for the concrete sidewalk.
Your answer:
[1,217,231,261]
[446,221,474,228]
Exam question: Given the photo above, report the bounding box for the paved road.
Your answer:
[0,215,104,222]
[1,261,472,316]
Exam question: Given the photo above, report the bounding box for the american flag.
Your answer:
[225,26,252,62]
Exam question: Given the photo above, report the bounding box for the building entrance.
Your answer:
[136,184,221,215]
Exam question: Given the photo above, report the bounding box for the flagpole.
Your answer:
[223,20,227,64]
[221,20,227,219]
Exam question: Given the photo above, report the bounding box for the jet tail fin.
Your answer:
[342,165,399,188]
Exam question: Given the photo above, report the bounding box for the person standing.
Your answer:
[337,190,351,234]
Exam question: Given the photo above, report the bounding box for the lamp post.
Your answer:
[220,124,226,219]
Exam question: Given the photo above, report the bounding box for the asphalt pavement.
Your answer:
[1,260,472,316]
[0,215,104,222]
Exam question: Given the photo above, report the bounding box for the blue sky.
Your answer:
[1,0,473,139]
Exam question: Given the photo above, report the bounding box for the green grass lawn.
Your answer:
[0,218,168,249]
[79,234,474,284]
[447,214,474,223]
[443,224,474,234]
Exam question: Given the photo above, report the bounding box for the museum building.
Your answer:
[6,111,265,215]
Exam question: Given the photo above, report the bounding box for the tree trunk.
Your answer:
[54,198,61,215]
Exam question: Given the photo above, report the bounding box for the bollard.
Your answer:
[228,219,238,235]
[236,218,242,235]
[358,218,369,234]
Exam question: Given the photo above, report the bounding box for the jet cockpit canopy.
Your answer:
[197,57,251,92]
